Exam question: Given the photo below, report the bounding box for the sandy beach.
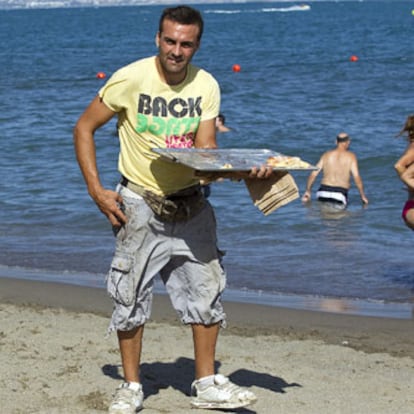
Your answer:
[1,276,414,414]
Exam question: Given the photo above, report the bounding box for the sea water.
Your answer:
[1,1,414,317]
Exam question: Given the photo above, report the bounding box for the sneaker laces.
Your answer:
[215,374,254,400]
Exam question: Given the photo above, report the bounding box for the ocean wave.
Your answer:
[262,4,311,12]
[1,0,155,8]
[0,0,311,10]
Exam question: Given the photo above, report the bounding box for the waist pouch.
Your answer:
[121,177,206,222]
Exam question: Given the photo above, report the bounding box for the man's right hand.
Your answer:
[301,191,311,203]
[91,188,127,227]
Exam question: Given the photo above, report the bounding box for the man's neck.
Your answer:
[155,57,187,86]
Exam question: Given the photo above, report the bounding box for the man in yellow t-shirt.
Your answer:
[74,6,262,414]
[99,55,220,195]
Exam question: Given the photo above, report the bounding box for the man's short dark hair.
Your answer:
[159,6,204,41]
[217,113,226,124]
[336,133,350,143]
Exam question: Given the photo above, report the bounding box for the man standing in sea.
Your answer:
[301,132,368,208]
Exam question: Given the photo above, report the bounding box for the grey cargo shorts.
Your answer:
[106,185,227,333]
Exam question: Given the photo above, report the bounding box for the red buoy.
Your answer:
[232,64,241,72]
[96,71,106,79]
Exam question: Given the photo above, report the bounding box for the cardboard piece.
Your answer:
[244,172,299,215]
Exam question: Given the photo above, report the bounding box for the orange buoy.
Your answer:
[349,55,359,62]
[232,64,241,72]
[96,71,106,79]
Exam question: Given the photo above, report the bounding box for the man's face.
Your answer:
[156,18,200,84]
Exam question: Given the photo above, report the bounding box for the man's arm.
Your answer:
[301,156,323,203]
[194,118,218,149]
[350,155,368,205]
[73,95,127,226]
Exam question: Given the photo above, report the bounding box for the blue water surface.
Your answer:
[1,1,414,317]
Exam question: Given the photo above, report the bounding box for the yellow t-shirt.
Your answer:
[99,56,220,195]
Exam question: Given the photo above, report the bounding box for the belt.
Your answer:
[120,175,132,188]
[119,176,205,222]
[120,176,149,198]
[120,176,128,187]
[120,176,201,199]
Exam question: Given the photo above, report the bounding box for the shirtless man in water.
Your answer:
[301,132,368,207]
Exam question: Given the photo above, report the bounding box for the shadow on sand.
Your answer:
[102,356,301,412]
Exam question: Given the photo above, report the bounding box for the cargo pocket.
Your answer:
[106,253,136,306]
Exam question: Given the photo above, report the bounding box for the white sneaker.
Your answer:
[190,374,257,409]
[108,382,143,414]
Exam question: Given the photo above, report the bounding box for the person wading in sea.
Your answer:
[301,132,368,208]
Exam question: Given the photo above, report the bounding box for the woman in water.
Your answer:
[395,114,414,230]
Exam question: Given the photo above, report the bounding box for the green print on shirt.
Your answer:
[136,93,202,136]
[136,114,200,137]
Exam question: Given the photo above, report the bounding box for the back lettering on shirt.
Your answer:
[136,93,202,140]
